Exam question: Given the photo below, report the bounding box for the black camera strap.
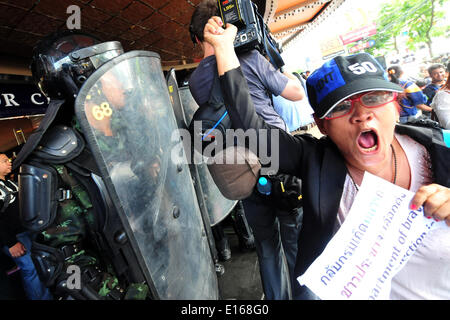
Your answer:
[257,13,284,70]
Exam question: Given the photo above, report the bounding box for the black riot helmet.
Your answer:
[30,30,124,100]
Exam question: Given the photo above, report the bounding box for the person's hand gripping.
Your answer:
[203,16,239,75]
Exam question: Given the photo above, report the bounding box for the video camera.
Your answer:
[217,0,284,70]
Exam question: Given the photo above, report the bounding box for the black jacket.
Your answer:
[220,67,450,297]
[0,179,24,248]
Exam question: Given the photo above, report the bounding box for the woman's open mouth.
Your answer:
[357,130,379,153]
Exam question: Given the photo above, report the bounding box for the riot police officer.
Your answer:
[19,28,219,301]
[15,30,149,300]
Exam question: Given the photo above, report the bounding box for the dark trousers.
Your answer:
[242,197,302,300]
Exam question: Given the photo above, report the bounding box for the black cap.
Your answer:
[306,53,403,119]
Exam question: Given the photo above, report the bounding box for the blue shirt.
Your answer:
[272,95,315,131]
[189,50,289,130]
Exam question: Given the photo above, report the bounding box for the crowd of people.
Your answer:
[387,62,449,128]
[197,8,449,300]
[1,0,449,301]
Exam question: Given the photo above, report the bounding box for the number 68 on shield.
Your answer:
[92,102,113,121]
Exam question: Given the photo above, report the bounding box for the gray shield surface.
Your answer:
[74,51,218,299]
[178,86,237,226]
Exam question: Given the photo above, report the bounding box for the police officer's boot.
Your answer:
[231,201,255,252]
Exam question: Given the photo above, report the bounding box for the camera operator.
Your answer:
[188,0,305,300]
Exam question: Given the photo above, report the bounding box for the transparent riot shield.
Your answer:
[74,51,218,299]
[178,86,237,226]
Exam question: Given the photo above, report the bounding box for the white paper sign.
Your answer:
[298,172,447,300]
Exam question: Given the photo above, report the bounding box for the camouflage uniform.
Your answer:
[30,120,149,300]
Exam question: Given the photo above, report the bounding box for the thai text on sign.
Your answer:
[298,172,447,300]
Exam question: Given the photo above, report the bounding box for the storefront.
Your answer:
[0,78,47,152]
